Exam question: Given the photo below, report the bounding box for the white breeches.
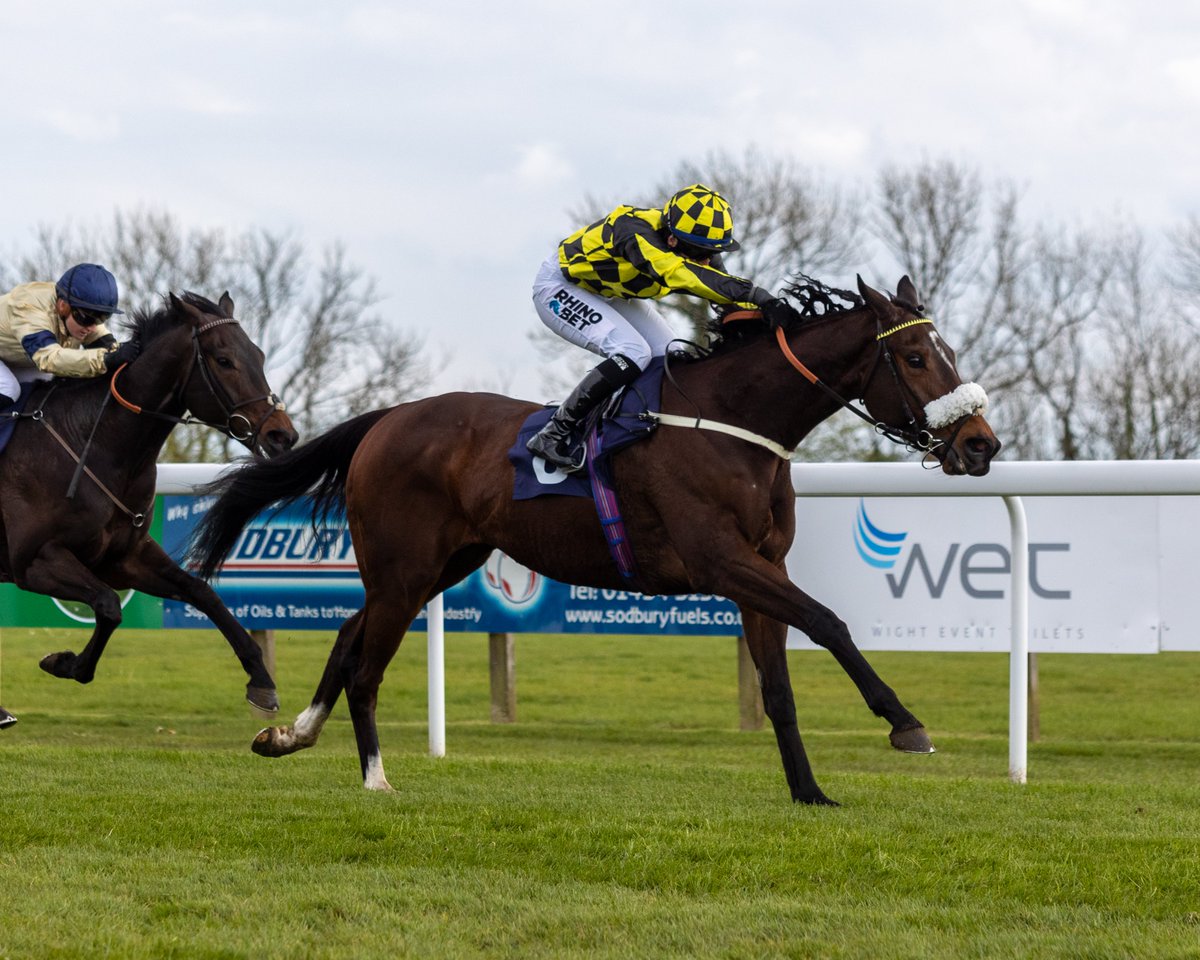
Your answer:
[531,254,677,369]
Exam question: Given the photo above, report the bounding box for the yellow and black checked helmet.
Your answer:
[663,184,740,253]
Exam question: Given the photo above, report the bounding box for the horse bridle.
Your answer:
[110,317,286,452]
[772,315,957,460]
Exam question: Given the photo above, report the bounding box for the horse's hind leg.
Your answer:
[740,607,836,806]
[335,595,416,791]
[111,539,278,712]
[17,543,122,684]
[252,610,363,758]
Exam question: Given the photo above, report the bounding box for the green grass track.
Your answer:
[1,627,1197,959]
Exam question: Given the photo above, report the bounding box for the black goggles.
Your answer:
[71,307,110,328]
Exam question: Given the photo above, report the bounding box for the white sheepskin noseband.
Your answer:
[924,383,988,429]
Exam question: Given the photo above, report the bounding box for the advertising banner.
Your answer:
[786,496,1164,653]
[5,490,1198,653]
[158,495,742,635]
[1153,497,1200,652]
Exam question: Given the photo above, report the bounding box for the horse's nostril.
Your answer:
[965,436,1001,459]
[266,430,298,453]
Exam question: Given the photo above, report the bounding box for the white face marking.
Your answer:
[927,329,956,373]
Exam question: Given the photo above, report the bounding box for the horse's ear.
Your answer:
[896,276,923,311]
[171,292,206,328]
[856,275,892,317]
[218,291,235,318]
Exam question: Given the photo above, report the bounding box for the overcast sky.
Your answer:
[3,1,1198,401]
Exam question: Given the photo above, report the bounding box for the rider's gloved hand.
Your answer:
[103,338,141,371]
[761,298,802,330]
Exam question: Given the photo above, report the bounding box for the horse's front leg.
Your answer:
[111,538,278,713]
[740,606,836,805]
[16,542,122,684]
[253,610,361,758]
[700,550,933,754]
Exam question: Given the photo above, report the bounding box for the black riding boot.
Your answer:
[0,706,16,730]
[526,354,640,472]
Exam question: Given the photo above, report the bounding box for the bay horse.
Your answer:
[190,276,1000,804]
[0,292,297,717]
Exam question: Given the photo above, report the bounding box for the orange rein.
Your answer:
[109,363,143,414]
[773,326,820,385]
[719,307,820,385]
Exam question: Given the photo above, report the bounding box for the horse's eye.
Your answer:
[906,354,925,369]
[216,357,234,369]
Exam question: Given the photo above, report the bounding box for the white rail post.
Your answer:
[427,593,446,758]
[1004,496,1028,784]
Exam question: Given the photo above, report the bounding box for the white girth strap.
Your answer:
[645,411,795,460]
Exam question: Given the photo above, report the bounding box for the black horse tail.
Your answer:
[187,408,392,581]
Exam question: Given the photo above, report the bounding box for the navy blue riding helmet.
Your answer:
[56,263,124,316]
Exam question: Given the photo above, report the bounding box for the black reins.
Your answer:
[769,313,945,457]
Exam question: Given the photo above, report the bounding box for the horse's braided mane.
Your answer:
[703,274,865,354]
[782,274,864,318]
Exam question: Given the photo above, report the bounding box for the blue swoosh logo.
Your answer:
[853,500,907,569]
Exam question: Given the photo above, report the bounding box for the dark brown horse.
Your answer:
[0,292,297,718]
[190,276,1000,804]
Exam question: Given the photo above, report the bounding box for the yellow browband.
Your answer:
[877,317,933,340]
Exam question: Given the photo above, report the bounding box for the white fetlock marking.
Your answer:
[363,753,392,791]
[291,704,330,746]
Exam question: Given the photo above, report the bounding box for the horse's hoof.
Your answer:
[246,685,279,714]
[796,793,839,807]
[252,727,285,757]
[39,651,82,681]
[890,724,936,754]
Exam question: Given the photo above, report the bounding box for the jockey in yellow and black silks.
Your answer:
[527,184,800,472]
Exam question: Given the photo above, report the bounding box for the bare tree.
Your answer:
[873,160,1032,381]
[1169,214,1200,300]
[1087,228,1200,459]
[4,208,432,460]
[1008,227,1105,457]
[874,160,986,307]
